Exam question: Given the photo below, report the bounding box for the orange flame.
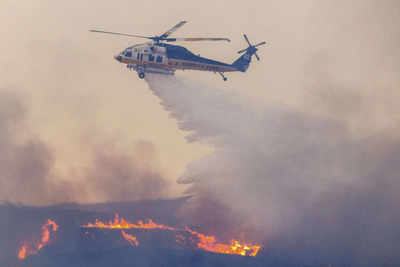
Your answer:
[121,231,139,246]
[82,214,175,231]
[185,228,261,256]
[17,219,59,260]
[82,214,261,257]
[17,245,27,260]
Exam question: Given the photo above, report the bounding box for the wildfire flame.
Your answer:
[17,219,58,260]
[185,228,261,257]
[17,245,27,260]
[121,231,139,246]
[82,214,175,231]
[82,214,261,257]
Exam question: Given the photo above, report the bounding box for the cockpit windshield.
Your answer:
[123,50,132,58]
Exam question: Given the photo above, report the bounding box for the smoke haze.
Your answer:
[0,89,169,205]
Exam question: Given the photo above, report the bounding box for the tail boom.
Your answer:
[232,52,253,72]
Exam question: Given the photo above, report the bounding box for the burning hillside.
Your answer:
[17,219,59,260]
[15,213,260,262]
[81,214,261,257]
[2,200,266,267]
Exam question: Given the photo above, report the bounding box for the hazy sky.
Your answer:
[1,0,399,200]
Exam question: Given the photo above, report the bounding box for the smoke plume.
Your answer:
[0,89,168,205]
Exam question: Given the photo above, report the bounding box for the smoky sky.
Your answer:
[0,89,168,205]
[0,90,55,204]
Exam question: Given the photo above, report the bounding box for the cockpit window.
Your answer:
[124,51,132,58]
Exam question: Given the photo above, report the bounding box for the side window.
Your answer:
[148,54,155,61]
[136,53,140,60]
[156,56,163,63]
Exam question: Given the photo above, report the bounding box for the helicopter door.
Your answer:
[136,53,144,62]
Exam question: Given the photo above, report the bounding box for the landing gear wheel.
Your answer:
[218,72,228,81]
[138,72,145,79]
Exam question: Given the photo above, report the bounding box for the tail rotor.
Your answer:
[237,34,266,61]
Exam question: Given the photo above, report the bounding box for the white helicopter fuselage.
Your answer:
[114,42,238,78]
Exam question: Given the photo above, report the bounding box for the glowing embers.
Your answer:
[82,214,261,257]
[17,219,58,260]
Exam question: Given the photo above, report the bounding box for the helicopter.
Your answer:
[90,21,266,81]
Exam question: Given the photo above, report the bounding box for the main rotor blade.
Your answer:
[254,53,260,61]
[89,30,151,39]
[254,41,266,47]
[165,37,230,42]
[243,34,252,46]
[237,48,247,54]
[160,21,187,38]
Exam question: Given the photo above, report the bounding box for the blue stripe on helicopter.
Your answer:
[162,44,232,67]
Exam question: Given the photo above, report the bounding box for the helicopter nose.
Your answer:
[114,55,122,62]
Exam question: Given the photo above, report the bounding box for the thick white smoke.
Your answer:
[145,74,400,266]
[0,89,169,205]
